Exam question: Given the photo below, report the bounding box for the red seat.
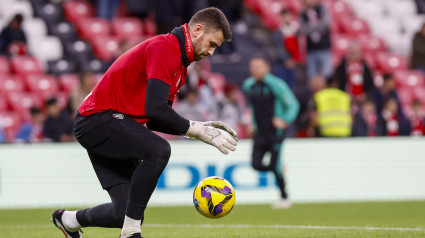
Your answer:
[332,34,353,56]
[24,74,59,99]
[0,111,21,142]
[75,18,111,41]
[112,17,144,40]
[363,52,377,70]
[339,17,370,37]
[63,0,95,24]
[143,19,157,36]
[261,12,281,31]
[397,88,414,106]
[357,34,386,53]
[90,36,120,61]
[59,74,80,95]
[6,92,42,116]
[393,70,424,88]
[0,56,10,74]
[372,71,384,88]
[0,94,7,111]
[286,0,303,14]
[330,0,353,19]
[10,56,43,75]
[414,87,425,105]
[125,35,151,48]
[0,74,24,94]
[56,92,70,110]
[258,0,282,31]
[376,53,409,73]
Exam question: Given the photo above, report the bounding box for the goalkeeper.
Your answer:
[51,7,237,238]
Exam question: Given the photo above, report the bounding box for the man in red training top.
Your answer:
[51,7,237,238]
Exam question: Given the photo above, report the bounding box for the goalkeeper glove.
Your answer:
[185,120,238,154]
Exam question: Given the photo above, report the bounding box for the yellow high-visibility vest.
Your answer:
[314,88,352,137]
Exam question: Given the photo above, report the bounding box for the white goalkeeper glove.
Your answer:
[185,120,238,154]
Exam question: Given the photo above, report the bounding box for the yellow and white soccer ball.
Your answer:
[193,176,236,219]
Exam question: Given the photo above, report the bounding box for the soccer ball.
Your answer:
[193,176,235,219]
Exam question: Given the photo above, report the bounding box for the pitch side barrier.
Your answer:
[0,137,424,208]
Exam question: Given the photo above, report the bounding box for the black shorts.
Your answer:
[74,110,168,189]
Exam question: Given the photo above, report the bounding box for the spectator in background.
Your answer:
[410,99,425,136]
[154,0,184,34]
[373,73,405,119]
[309,77,352,137]
[175,89,207,122]
[273,8,301,90]
[127,0,152,19]
[411,23,425,72]
[0,14,27,55]
[15,107,45,143]
[382,98,411,136]
[296,75,327,137]
[185,60,218,119]
[43,98,74,142]
[299,0,332,79]
[334,42,375,113]
[352,100,385,137]
[70,71,96,116]
[243,55,299,209]
[217,82,242,135]
[97,0,119,20]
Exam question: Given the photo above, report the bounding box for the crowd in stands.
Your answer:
[250,0,425,138]
[1,0,425,143]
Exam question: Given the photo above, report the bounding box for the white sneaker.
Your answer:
[272,199,292,209]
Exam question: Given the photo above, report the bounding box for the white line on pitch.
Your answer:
[6,224,425,231]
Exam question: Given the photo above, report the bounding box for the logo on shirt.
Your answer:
[112,113,124,119]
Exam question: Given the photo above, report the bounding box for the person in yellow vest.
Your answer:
[309,76,352,137]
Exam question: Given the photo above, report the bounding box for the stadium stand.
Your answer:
[1,0,425,142]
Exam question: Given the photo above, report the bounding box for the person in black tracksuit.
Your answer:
[243,56,299,208]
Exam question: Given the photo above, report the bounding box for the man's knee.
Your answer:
[143,138,171,170]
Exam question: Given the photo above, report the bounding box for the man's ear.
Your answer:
[192,23,205,38]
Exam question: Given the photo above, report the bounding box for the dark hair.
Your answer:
[10,14,23,25]
[188,7,232,41]
[327,75,340,88]
[186,88,198,95]
[45,97,57,106]
[383,73,393,81]
[30,107,41,115]
[412,99,422,107]
[281,8,292,15]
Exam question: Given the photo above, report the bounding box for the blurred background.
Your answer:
[1,1,425,237]
[0,0,425,209]
[1,0,425,142]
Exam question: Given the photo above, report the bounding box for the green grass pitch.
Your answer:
[1,201,425,238]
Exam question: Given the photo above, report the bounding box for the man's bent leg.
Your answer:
[76,183,130,228]
[251,137,269,172]
[120,134,171,237]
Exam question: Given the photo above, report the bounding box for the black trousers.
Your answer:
[251,134,287,199]
[74,110,171,228]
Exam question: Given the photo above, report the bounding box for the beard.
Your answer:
[192,35,206,61]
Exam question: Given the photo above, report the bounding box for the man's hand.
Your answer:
[204,121,238,138]
[272,117,289,129]
[185,121,238,154]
